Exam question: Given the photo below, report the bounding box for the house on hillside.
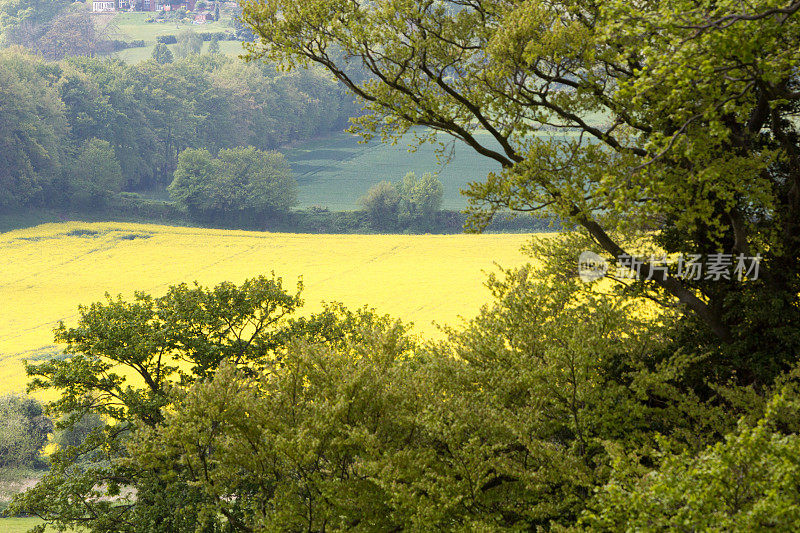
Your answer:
[92,0,194,12]
[92,1,117,12]
[163,0,197,10]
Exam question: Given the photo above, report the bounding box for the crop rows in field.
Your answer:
[0,222,534,393]
[284,131,503,210]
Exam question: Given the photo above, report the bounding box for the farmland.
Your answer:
[285,131,504,210]
[0,517,58,532]
[284,130,601,210]
[103,10,244,63]
[0,222,535,394]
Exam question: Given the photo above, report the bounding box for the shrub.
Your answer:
[583,386,800,531]
[152,42,173,64]
[175,30,203,58]
[398,171,443,229]
[358,180,399,228]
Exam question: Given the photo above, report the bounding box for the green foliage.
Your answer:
[151,43,173,64]
[397,171,443,229]
[242,0,800,378]
[0,0,72,46]
[169,146,297,221]
[357,173,444,230]
[174,30,203,59]
[207,35,220,55]
[7,234,791,531]
[0,395,52,469]
[34,12,96,60]
[358,180,399,228]
[583,385,800,531]
[8,275,305,531]
[130,308,415,532]
[0,50,357,205]
[155,35,177,45]
[53,411,104,451]
[65,138,124,208]
[0,48,66,210]
[120,238,684,531]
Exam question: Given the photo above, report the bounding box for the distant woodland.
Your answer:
[0,49,357,210]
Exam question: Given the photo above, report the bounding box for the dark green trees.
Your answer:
[0,49,356,211]
[207,36,220,55]
[0,395,52,469]
[64,138,124,208]
[358,180,399,229]
[174,30,202,59]
[397,171,443,228]
[0,0,73,46]
[169,146,298,222]
[0,49,66,210]
[151,43,173,64]
[358,172,444,230]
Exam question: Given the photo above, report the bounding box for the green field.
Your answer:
[282,130,591,210]
[102,10,245,63]
[285,130,504,210]
[112,38,244,63]
[0,517,47,532]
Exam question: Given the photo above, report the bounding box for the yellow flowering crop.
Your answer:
[0,222,536,393]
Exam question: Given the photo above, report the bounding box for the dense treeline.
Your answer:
[0,48,356,211]
[8,237,800,531]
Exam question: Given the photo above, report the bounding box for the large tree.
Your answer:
[65,138,124,208]
[35,11,97,60]
[0,0,72,46]
[241,0,800,383]
[8,275,306,532]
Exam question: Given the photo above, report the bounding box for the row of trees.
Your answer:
[0,48,357,211]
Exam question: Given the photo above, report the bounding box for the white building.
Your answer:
[92,1,117,12]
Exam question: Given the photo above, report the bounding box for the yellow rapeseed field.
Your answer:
[0,222,537,394]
